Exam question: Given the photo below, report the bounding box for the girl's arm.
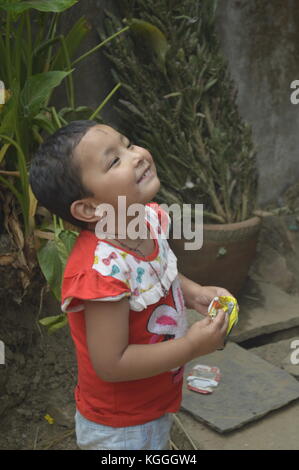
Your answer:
[177,272,201,309]
[178,272,233,315]
[84,297,228,383]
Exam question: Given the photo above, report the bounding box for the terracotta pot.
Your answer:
[168,216,262,295]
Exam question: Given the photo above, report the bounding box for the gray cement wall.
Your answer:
[216,0,299,206]
[56,0,299,207]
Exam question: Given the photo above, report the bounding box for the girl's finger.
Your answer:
[221,313,229,335]
[213,309,226,325]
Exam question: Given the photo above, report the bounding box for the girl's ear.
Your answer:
[70,199,99,224]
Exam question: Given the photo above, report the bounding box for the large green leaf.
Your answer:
[55,228,78,267]
[39,314,68,334]
[36,228,78,302]
[20,70,72,118]
[125,18,169,67]
[59,229,78,254]
[0,0,78,13]
[37,239,63,301]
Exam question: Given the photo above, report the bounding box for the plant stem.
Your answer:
[32,127,44,144]
[14,13,25,86]
[0,170,20,176]
[53,214,57,232]
[51,107,62,128]
[59,35,75,108]
[208,178,227,221]
[5,11,12,85]
[44,13,59,73]
[26,11,32,78]
[0,134,30,236]
[202,210,225,223]
[89,83,122,120]
[241,188,249,221]
[71,26,130,67]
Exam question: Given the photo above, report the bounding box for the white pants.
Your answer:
[75,409,173,450]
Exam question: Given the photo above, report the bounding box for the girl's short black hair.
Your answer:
[29,120,97,230]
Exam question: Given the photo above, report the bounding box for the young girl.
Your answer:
[29,120,229,450]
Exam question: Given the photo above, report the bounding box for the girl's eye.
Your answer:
[127,140,133,148]
[109,157,120,168]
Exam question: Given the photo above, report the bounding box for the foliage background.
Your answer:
[100,0,258,224]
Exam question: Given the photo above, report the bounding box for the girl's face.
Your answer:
[71,124,160,226]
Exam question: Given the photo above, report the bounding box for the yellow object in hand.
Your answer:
[208,296,239,336]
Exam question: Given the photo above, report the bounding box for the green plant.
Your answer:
[0,0,128,238]
[100,0,258,223]
[36,215,79,333]
[0,0,129,317]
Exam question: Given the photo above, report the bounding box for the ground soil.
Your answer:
[0,277,78,450]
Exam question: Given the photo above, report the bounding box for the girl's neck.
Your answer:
[87,207,149,241]
[86,221,152,247]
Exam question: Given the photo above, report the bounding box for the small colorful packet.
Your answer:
[208,295,239,336]
[186,364,221,394]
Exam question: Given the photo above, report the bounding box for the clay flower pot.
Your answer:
[169,216,261,295]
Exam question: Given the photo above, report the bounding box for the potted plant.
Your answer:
[99,0,261,294]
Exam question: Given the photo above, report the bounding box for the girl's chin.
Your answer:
[139,174,160,191]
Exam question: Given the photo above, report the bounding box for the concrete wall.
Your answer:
[216,0,299,206]
[56,0,299,207]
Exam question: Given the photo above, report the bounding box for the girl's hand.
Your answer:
[186,309,229,357]
[191,285,233,316]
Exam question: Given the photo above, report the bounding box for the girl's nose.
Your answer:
[131,146,146,167]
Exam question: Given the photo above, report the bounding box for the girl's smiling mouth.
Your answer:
[137,166,153,183]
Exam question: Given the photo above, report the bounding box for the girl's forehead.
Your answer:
[88,124,119,140]
[75,125,119,164]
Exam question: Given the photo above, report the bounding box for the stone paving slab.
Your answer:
[230,282,299,343]
[250,337,297,370]
[175,401,299,450]
[181,342,299,433]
